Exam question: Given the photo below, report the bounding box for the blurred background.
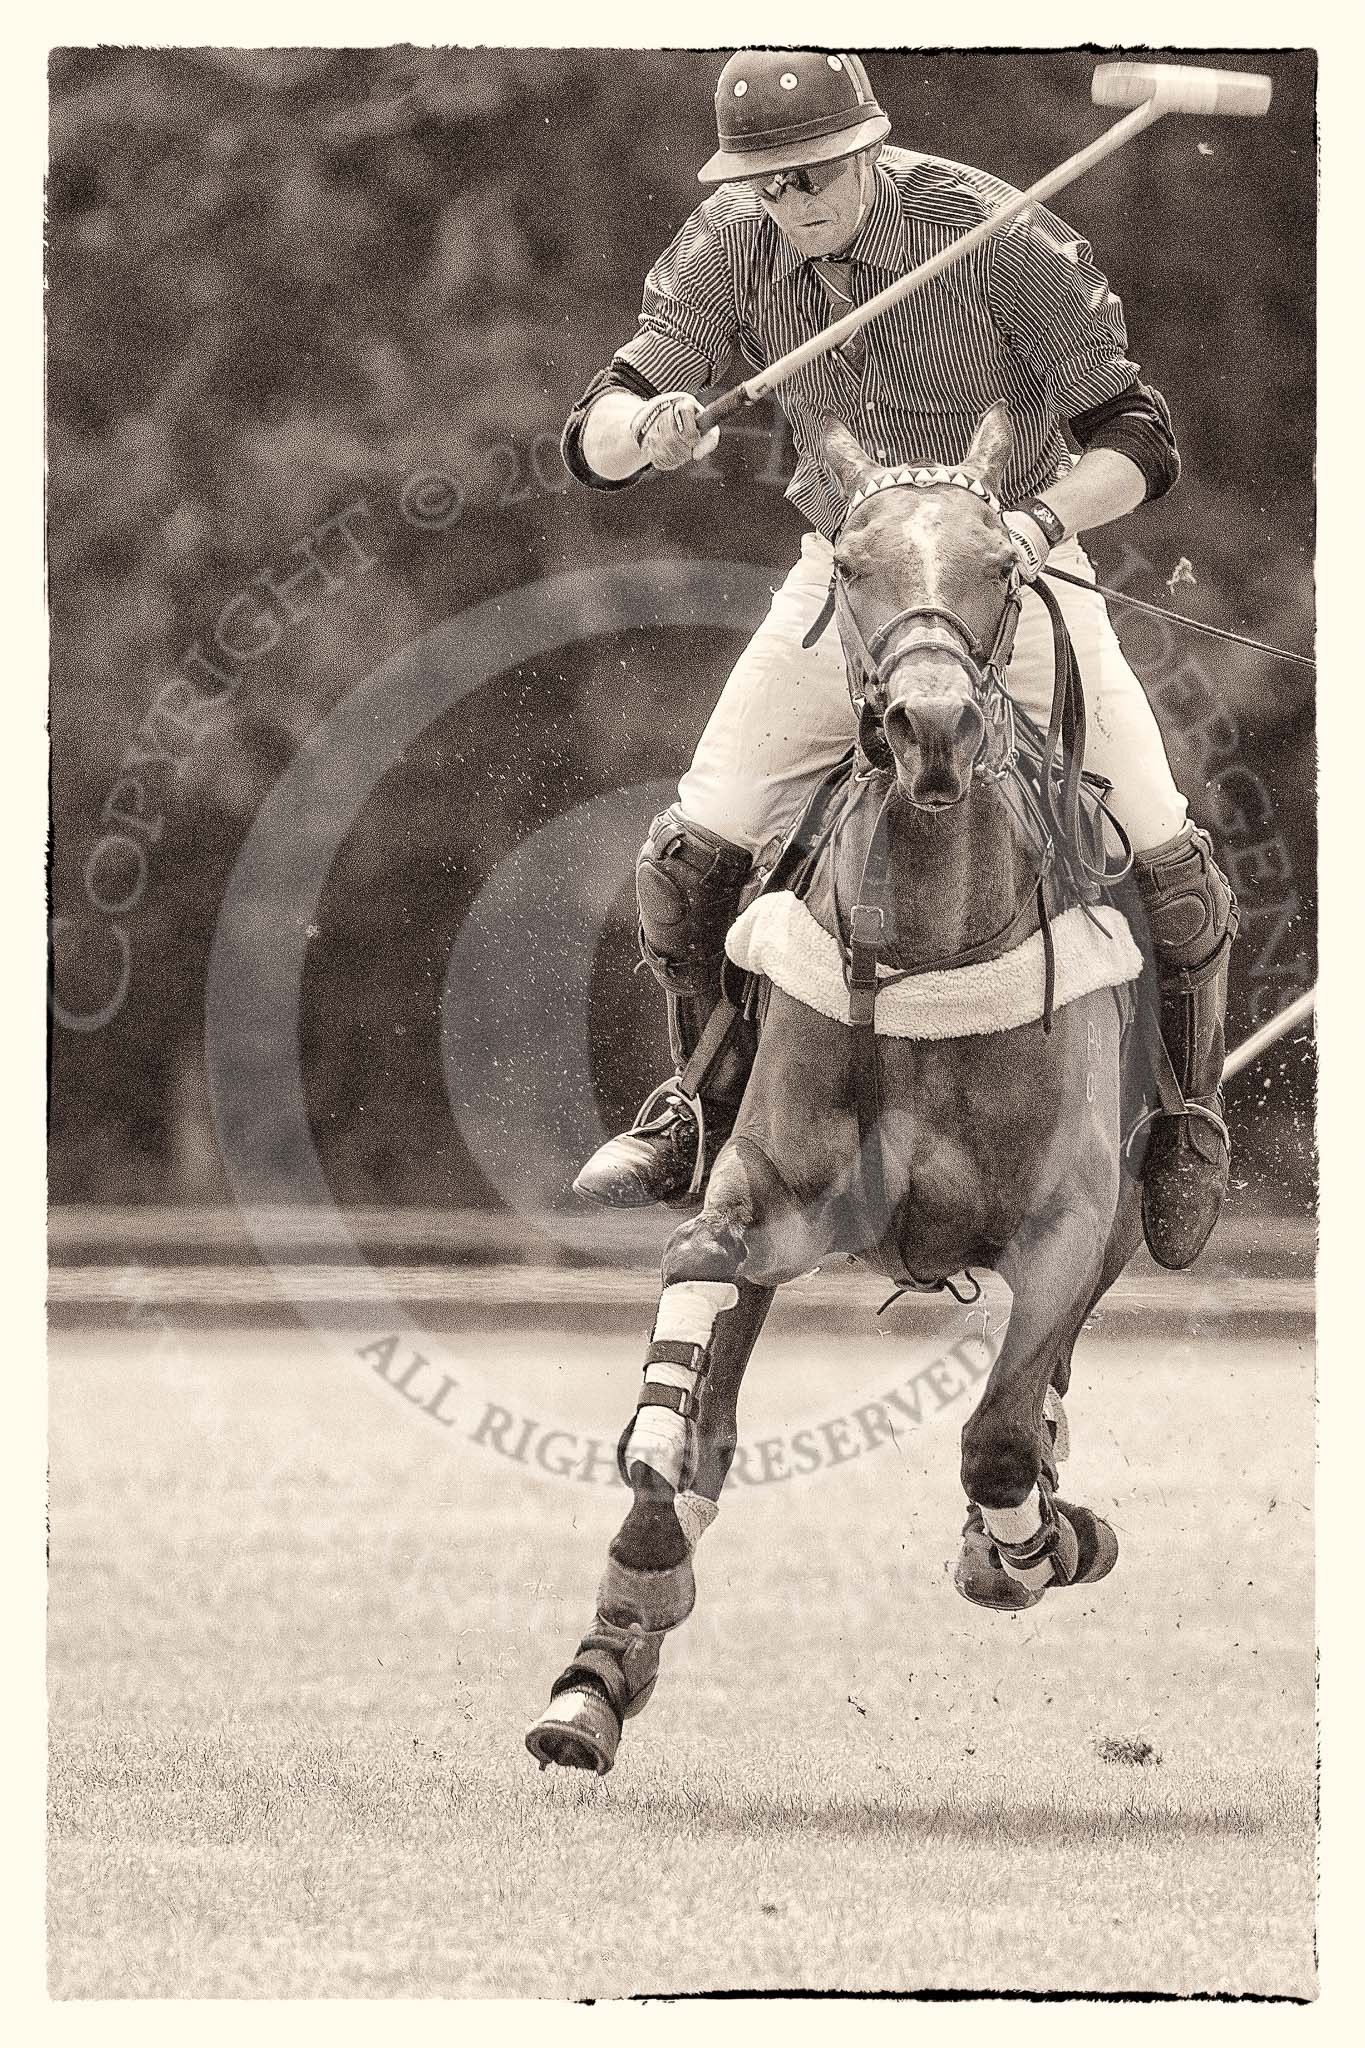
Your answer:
[46,46,1316,1233]
[44,54,1320,2001]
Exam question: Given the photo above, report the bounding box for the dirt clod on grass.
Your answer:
[1096,1735,1163,1767]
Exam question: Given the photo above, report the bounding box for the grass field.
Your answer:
[48,1308,1315,1999]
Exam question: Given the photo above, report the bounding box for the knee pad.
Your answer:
[1133,823,1239,986]
[635,805,752,996]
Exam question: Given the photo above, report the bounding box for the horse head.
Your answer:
[822,406,1020,810]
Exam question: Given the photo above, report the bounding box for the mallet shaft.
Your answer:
[1224,989,1317,1082]
[698,97,1164,431]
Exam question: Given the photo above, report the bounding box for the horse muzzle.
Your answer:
[882,693,987,808]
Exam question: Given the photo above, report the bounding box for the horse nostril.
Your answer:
[955,701,986,752]
[883,701,916,747]
[884,698,982,759]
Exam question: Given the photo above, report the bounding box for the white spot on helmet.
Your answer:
[828,55,844,71]
[733,80,748,97]
[780,73,798,90]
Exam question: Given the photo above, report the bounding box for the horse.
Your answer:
[526,403,1155,1776]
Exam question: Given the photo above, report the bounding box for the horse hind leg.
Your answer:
[525,1206,775,1774]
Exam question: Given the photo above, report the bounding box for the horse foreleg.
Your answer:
[605,1270,774,1610]
[956,1208,1120,1610]
[1043,1175,1143,1473]
[526,1151,782,1773]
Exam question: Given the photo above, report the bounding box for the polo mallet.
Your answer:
[695,61,1273,432]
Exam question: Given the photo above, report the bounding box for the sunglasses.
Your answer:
[745,158,852,203]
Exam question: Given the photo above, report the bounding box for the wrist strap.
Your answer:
[1015,497,1067,550]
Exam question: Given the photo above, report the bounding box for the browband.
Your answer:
[845,464,1003,519]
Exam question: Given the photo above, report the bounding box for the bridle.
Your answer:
[822,466,1132,966]
[829,466,1023,790]
[839,591,1022,787]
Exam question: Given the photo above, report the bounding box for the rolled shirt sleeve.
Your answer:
[1070,378,1181,501]
[560,360,659,491]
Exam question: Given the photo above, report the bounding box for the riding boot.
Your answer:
[573,806,756,1208]
[1132,822,1240,1270]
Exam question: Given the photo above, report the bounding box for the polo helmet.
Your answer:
[698,50,890,185]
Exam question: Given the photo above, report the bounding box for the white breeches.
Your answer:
[677,531,1189,858]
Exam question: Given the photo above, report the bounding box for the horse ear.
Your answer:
[961,403,1014,490]
[821,417,876,495]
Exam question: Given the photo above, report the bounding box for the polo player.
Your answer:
[562,49,1237,1272]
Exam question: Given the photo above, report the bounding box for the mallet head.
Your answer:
[1092,62,1273,118]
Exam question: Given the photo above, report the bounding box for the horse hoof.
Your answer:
[954,1499,1117,1608]
[524,1687,621,1774]
[953,1514,1043,1612]
[1055,1499,1119,1585]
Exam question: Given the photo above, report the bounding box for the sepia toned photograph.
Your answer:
[45,28,1318,2003]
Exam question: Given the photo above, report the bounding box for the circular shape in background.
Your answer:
[202,557,965,1481]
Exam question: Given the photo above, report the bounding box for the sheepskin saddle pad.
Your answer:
[724,891,1142,1040]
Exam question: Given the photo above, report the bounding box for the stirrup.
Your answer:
[628,1080,708,1201]
[1123,1097,1229,1163]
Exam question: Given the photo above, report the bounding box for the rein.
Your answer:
[1043,564,1316,670]
[803,535,1317,675]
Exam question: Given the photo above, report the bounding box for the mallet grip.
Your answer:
[696,384,757,434]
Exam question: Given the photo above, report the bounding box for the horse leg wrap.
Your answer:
[1042,1384,1070,1488]
[536,1611,665,1768]
[597,1491,721,1636]
[982,1485,1079,1593]
[674,1490,720,1555]
[549,1491,721,1747]
[617,1281,739,1492]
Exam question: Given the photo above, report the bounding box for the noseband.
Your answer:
[832,467,1022,787]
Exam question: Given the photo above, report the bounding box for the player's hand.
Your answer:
[1003,510,1053,583]
[630,392,720,471]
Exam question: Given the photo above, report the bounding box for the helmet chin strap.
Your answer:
[824,148,879,257]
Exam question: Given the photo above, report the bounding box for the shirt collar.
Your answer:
[765,163,909,281]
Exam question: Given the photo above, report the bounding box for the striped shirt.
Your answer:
[597,147,1144,541]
